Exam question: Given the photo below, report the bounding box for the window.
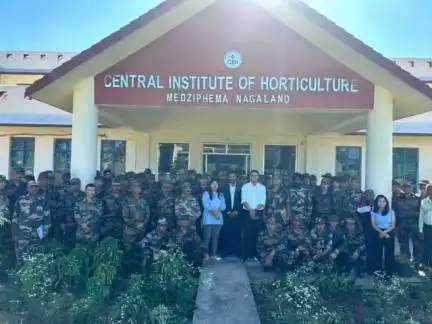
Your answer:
[158,143,189,173]
[393,148,419,187]
[100,140,126,175]
[264,145,296,175]
[9,137,35,174]
[202,144,251,175]
[335,146,362,179]
[53,139,71,173]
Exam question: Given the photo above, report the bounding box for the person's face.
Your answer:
[346,222,356,232]
[332,181,340,190]
[182,185,192,195]
[228,173,236,184]
[86,186,95,198]
[316,223,325,231]
[157,224,167,233]
[378,197,387,210]
[272,178,282,188]
[180,220,190,231]
[392,184,400,192]
[267,223,276,232]
[71,183,81,192]
[200,179,209,189]
[404,185,413,195]
[351,179,359,190]
[321,182,330,191]
[11,170,22,181]
[293,176,302,185]
[95,180,103,193]
[311,177,317,186]
[162,183,173,194]
[28,184,38,195]
[303,177,310,186]
[112,184,121,194]
[132,183,141,195]
[250,172,259,183]
[427,186,432,197]
[178,171,187,182]
[340,180,348,188]
[420,185,427,193]
[210,181,219,191]
[158,173,167,182]
[38,178,48,189]
[329,221,338,230]
[0,180,7,190]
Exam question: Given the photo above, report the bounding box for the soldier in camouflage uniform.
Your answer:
[94,177,106,201]
[309,217,333,263]
[340,177,362,226]
[38,172,62,242]
[155,180,176,230]
[171,219,206,267]
[7,167,27,212]
[340,217,367,273]
[287,173,312,230]
[331,176,344,219]
[122,181,150,251]
[313,178,333,224]
[394,182,421,261]
[74,183,103,246]
[101,180,124,241]
[265,175,288,232]
[392,179,404,209]
[12,181,51,264]
[175,182,201,229]
[256,217,291,270]
[62,178,85,249]
[328,214,345,266]
[140,218,172,269]
[285,215,311,267]
[0,176,15,270]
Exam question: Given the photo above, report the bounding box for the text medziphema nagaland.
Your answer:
[103,74,360,104]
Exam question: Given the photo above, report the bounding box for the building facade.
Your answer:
[2,0,432,200]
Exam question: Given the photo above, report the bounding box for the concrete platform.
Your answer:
[193,258,261,324]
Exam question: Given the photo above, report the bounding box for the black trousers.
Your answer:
[242,210,264,260]
[371,230,395,276]
[423,224,432,267]
[219,211,242,257]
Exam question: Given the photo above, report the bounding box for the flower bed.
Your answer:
[0,238,199,324]
[252,265,432,324]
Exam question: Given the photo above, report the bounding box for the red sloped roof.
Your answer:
[25,0,432,100]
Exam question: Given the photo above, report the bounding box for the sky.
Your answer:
[1,0,431,58]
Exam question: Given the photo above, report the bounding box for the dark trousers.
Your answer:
[371,230,395,276]
[242,210,264,260]
[423,224,432,267]
[219,211,242,257]
[398,224,421,261]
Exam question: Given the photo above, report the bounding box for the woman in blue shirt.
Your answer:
[370,194,396,276]
[202,179,226,261]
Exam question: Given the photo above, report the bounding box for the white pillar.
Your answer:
[366,86,393,201]
[71,78,98,187]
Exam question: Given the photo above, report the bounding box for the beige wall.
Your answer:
[0,125,431,183]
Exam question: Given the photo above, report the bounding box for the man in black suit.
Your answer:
[219,171,243,257]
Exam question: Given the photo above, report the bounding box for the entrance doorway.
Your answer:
[202,144,250,175]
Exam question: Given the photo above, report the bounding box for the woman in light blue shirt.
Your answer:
[202,179,226,261]
[370,194,396,276]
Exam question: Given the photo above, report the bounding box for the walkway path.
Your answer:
[193,257,261,324]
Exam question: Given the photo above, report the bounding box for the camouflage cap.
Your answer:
[0,175,7,182]
[329,215,339,222]
[157,218,167,225]
[322,172,333,179]
[315,217,325,225]
[70,178,81,185]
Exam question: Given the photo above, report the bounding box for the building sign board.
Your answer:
[94,1,374,109]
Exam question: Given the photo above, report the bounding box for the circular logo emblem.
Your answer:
[224,51,242,69]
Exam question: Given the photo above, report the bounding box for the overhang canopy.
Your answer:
[25,0,432,132]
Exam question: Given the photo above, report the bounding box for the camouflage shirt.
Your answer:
[313,189,333,221]
[287,186,312,226]
[266,187,288,229]
[331,189,344,217]
[394,194,421,227]
[156,194,176,229]
[122,195,150,247]
[139,229,172,263]
[74,198,103,245]
[257,230,286,263]
[171,228,204,253]
[12,194,51,249]
[63,191,86,229]
[309,227,333,254]
[285,227,310,252]
[344,230,366,258]
[102,193,124,239]
[0,193,11,224]
[341,189,363,219]
[174,194,201,223]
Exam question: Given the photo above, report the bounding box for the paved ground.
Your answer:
[193,257,261,324]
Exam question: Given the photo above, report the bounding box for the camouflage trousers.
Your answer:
[0,225,15,269]
[397,224,421,261]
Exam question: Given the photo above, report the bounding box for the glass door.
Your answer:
[202,144,251,175]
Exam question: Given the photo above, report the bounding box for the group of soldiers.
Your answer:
[0,165,430,275]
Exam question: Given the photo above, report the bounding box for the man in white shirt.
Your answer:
[241,170,266,261]
[419,184,432,266]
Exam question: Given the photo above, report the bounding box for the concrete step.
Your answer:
[193,257,261,324]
